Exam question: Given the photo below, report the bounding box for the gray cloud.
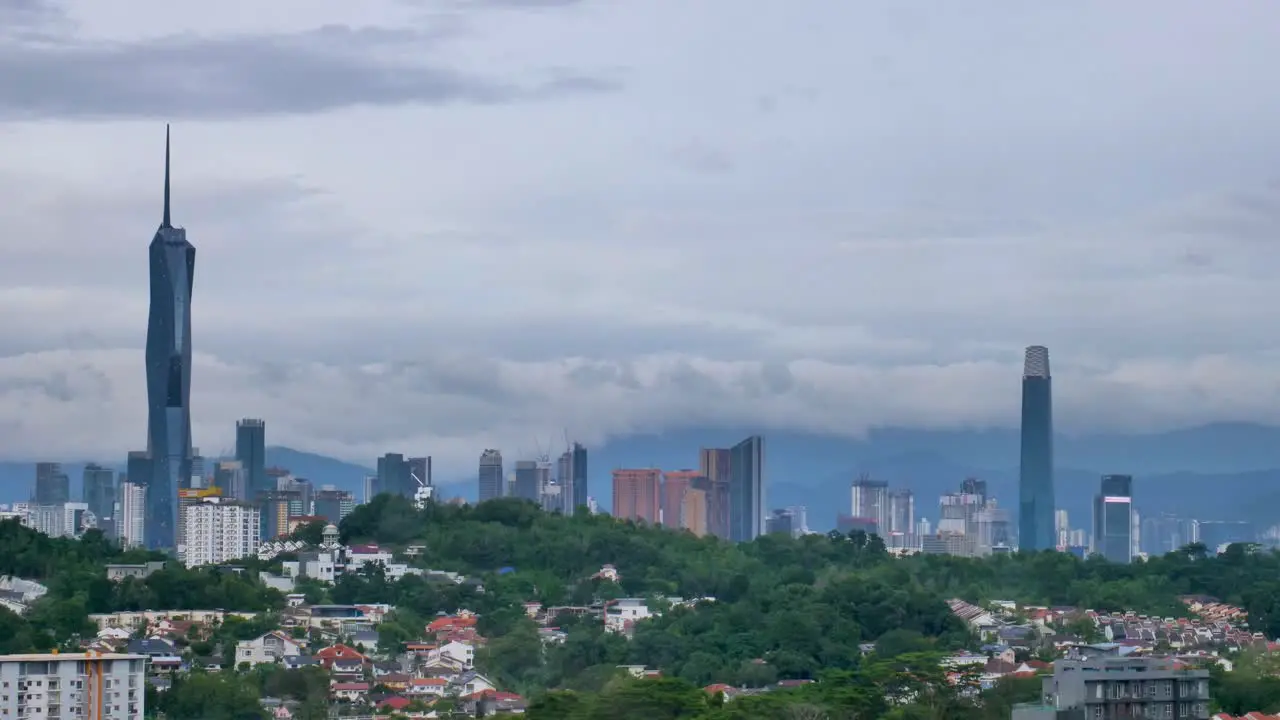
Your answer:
[5,0,1280,480]
[0,12,615,120]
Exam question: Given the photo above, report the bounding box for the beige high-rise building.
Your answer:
[611,469,661,524]
[681,488,708,537]
[661,470,701,529]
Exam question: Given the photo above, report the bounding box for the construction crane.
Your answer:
[410,470,433,510]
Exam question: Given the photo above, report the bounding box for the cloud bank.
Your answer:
[2,0,1280,481]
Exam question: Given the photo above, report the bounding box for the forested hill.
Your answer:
[333,497,1280,718]
[342,495,1280,636]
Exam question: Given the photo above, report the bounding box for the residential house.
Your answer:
[462,690,527,716]
[282,655,319,670]
[330,682,369,702]
[330,658,365,681]
[406,677,449,698]
[104,561,168,581]
[128,638,180,659]
[236,631,306,666]
[426,640,475,670]
[427,611,478,637]
[450,670,497,697]
[315,643,369,669]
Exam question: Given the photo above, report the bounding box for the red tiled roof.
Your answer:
[379,697,411,710]
[331,682,369,691]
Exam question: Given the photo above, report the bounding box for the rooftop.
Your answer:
[0,653,146,662]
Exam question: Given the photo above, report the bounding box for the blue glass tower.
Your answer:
[144,126,196,550]
[728,435,764,542]
[1018,345,1055,551]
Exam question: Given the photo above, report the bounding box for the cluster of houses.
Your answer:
[86,605,526,717]
[945,595,1267,683]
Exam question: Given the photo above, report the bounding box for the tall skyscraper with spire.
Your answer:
[144,126,196,550]
[1018,345,1055,551]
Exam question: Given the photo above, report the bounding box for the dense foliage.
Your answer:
[0,519,284,652]
[338,496,1280,716]
[8,496,1280,717]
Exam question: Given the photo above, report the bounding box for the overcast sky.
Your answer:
[2,0,1279,475]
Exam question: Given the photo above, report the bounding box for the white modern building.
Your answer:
[117,482,146,549]
[28,502,95,538]
[182,499,261,568]
[0,652,146,718]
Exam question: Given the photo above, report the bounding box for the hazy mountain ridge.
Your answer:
[1,423,1278,531]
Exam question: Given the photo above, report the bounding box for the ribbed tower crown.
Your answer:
[1023,345,1050,379]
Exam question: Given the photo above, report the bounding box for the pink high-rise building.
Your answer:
[612,469,661,524]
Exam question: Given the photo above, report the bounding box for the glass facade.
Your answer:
[235,419,266,500]
[1093,474,1134,563]
[571,442,589,511]
[1018,346,1055,551]
[728,435,764,542]
[144,129,195,550]
[478,449,504,502]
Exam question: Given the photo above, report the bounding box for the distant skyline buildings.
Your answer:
[728,435,765,542]
[1019,345,1056,551]
[143,127,196,550]
[611,468,662,524]
[34,462,69,506]
[235,419,266,502]
[478,449,504,502]
[1094,474,1134,563]
[697,448,732,539]
[850,476,890,534]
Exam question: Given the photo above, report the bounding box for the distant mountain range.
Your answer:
[3,422,1278,532]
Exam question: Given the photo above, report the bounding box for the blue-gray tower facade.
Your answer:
[1018,345,1055,551]
[144,126,196,550]
[728,435,764,542]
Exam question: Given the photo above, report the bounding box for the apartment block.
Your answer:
[0,652,146,718]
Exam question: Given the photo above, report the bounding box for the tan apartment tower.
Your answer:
[611,469,661,524]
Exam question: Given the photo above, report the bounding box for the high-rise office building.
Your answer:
[235,419,266,500]
[612,469,661,524]
[478,449,504,502]
[277,475,313,517]
[661,470,701,529]
[728,435,765,542]
[190,449,205,487]
[513,460,541,502]
[570,442,588,511]
[697,448,732,539]
[766,508,799,538]
[557,451,573,513]
[1093,474,1134,563]
[408,457,431,489]
[144,128,196,550]
[214,460,247,502]
[82,463,116,532]
[850,476,889,535]
[259,489,300,540]
[314,487,356,524]
[34,462,69,505]
[118,481,146,548]
[887,489,915,534]
[375,453,413,499]
[1018,345,1055,551]
[681,488,708,536]
[960,477,987,502]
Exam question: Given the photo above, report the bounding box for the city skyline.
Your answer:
[3,2,1280,478]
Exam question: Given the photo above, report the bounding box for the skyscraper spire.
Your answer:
[162,124,171,229]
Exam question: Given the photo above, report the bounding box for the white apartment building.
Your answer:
[117,482,146,549]
[28,502,93,538]
[183,499,261,568]
[0,652,146,719]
